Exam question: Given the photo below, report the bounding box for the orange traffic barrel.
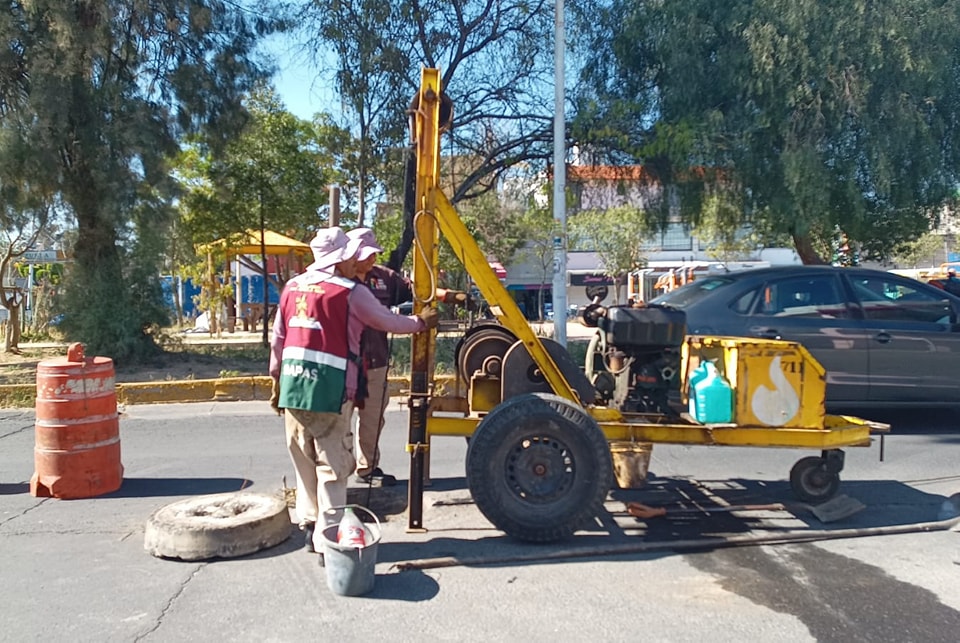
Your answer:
[30,343,123,499]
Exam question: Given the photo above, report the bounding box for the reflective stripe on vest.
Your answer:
[280,345,348,371]
[277,274,354,413]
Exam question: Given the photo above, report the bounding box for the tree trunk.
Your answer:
[5,304,21,353]
[172,276,183,327]
[791,232,829,265]
[538,281,546,321]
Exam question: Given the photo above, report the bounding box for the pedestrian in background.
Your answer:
[346,227,414,486]
[269,227,438,554]
[945,269,960,297]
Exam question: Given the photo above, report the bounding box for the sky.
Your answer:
[262,34,338,122]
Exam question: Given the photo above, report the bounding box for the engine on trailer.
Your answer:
[583,303,687,416]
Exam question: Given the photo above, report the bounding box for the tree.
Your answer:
[0,229,42,353]
[458,191,528,265]
[693,186,763,269]
[573,0,960,264]
[569,205,653,304]
[891,231,948,269]
[1,1,282,362]
[516,203,557,320]
[176,87,355,342]
[299,0,558,210]
[0,122,51,352]
[299,0,413,225]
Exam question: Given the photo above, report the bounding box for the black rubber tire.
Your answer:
[789,456,841,504]
[144,492,292,561]
[466,392,613,542]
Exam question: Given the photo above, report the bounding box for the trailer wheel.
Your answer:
[789,456,841,504]
[466,393,612,542]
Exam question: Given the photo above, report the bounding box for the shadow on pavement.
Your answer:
[373,475,955,570]
[104,476,253,498]
[363,569,440,601]
[612,476,953,531]
[0,482,30,495]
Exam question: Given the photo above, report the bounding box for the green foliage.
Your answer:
[693,187,765,266]
[458,192,528,267]
[387,335,457,376]
[172,87,357,335]
[15,262,62,283]
[300,0,412,223]
[2,1,285,363]
[572,0,960,262]
[177,87,353,247]
[371,208,406,269]
[891,231,947,268]
[569,206,655,303]
[517,204,558,284]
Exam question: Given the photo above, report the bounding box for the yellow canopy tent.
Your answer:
[197,229,312,259]
[196,229,313,337]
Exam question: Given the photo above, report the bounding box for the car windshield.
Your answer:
[649,276,736,308]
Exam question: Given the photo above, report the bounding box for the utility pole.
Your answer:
[329,185,341,227]
[552,0,568,346]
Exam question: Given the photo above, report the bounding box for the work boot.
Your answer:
[356,467,397,487]
[302,522,316,553]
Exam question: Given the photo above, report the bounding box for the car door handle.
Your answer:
[873,332,892,344]
[757,328,781,340]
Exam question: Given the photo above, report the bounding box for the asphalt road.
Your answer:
[2,401,958,642]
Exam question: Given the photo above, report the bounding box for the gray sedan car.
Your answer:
[649,265,960,408]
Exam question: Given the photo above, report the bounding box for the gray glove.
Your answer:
[418,307,440,330]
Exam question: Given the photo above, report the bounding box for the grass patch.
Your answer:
[387,336,457,375]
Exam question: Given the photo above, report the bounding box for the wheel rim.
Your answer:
[466,393,613,542]
[505,435,575,503]
[800,465,833,496]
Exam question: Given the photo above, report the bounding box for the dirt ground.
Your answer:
[0,341,269,385]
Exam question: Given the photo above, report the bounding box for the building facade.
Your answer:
[502,164,801,318]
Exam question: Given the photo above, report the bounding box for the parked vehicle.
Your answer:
[649,265,960,408]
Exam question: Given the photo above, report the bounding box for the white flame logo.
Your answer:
[750,355,800,426]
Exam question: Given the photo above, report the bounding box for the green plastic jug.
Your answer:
[690,361,733,423]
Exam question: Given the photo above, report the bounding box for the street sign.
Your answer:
[21,250,57,263]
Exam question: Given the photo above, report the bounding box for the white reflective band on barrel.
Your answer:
[36,436,121,452]
[39,376,116,398]
[35,414,119,428]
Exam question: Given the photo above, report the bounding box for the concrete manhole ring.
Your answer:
[144,491,292,561]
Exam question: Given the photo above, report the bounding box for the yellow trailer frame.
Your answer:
[404,68,886,534]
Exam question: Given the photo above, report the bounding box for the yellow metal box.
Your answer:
[681,336,827,429]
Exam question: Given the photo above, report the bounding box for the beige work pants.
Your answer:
[285,402,356,549]
[355,366,389,477]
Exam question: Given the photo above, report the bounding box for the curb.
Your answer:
[0,375,459,409]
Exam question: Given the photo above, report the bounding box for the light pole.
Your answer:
[552,0,568,346]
